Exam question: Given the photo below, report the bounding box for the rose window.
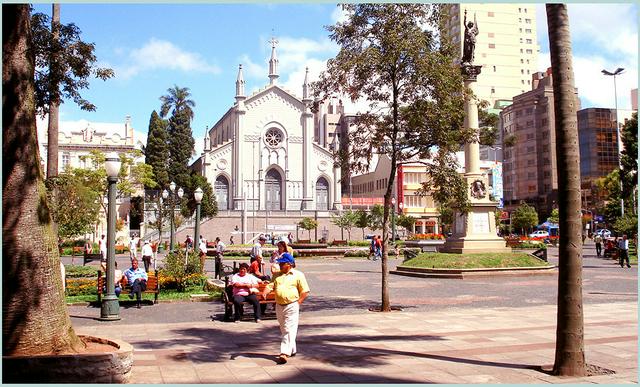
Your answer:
[265,128,283,147]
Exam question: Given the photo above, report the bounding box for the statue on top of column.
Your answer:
[462,9,479,65]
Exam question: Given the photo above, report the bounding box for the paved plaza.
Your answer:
[68,242,638,383]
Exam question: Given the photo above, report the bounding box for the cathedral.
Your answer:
[196,39,342,212]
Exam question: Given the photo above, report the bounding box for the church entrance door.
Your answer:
[214,176,229,211]
[316,177,329,210]
[265,169,282,210]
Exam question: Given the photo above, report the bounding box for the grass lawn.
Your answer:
[403,252,550,269]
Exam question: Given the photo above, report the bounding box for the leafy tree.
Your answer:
[297,217,318,241]
[31,7,114,178]
[183,173,218,219]
[620,112,637,208]
[511,202,539,235]
[547,208,559,224]
[70,150,156,233]
[354,209,370,239]
[331,210,358,240]
[547,4,586,376]
[46,173,100,239]
[613,213,638,238]
[160,85,196,189]
[368,204,385,232]
[478,104,499,146]
[4,3,83,355]
[313,3,468,312]
[437,204,454,234]
[396,213,416,234]
[144,110,169,189]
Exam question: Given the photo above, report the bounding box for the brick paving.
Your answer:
[73,301,637,384]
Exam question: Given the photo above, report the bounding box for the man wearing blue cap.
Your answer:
[262,252,310,364]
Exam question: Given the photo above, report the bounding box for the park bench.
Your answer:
[96,270,160,304]
[222,275,275,321]
[83,253,103,265]
[296,239,311,244]
[330,240,348,246]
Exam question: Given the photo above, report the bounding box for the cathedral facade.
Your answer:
[196,40,342,213]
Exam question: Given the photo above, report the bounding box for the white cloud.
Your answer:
[116,38,221,80]
[238,54,266,79]
[536,4,637,109]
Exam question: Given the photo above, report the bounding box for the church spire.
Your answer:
[302,67,310,101]
[268,35,279,85]
[235,64,245,98]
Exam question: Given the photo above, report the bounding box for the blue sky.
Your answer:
[32,3,638,161]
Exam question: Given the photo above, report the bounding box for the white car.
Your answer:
[596,229,611,238]
[528,230,550,239]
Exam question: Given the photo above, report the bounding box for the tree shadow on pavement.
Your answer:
[126,324,536,376]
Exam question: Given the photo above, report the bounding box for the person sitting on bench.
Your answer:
[101,260,123,297]
[123,258,147,308]
[230,263,263,323]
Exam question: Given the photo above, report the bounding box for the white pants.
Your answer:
[276,302,300,356]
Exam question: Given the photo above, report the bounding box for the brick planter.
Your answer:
[3,335,133,383]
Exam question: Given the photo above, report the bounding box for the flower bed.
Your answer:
[407,233,446,241]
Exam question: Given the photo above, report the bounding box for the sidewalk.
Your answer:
[74,301,637,384]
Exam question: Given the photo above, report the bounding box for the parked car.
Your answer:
[528,230,550,239]
[596,229,612,238]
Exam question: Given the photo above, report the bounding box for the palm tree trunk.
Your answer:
[546,3,587,376]
[46,3,60,179]
[3,4,83,356]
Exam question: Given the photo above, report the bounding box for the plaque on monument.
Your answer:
[472,212,490,234]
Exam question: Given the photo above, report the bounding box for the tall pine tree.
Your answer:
[159,85,195,189]
[144,110,169,189]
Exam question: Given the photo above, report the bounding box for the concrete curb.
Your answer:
[391,265,557,279]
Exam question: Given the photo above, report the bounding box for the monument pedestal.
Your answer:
[442,176,510,254]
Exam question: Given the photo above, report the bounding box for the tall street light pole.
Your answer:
[161,189,169,251]
[193,187,203,257]
[100,154,121,321]
[602,67,625,216]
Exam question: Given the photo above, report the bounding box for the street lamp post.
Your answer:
[100,154,121,321]
[193,187,203,274]
[398,201,404,238]
[391,197,396,242]
[193,187,203,256]
[167,181,184,251]
[602,67,625,216]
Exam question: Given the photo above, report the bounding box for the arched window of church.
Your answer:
[264,128,283,148]
[214,175,229,211]
[316,177,329,211]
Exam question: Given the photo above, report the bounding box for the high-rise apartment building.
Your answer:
[442,3,539,108]
[500,69,580,217]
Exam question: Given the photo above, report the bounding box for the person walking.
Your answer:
[594,233,603,257]
[198,235,208,274]
[262,253,310,365]
[618,234,631,268]
[141,240,154,273]
[98,234,107,261]
[374,235,383,260]
[129,233,139,262]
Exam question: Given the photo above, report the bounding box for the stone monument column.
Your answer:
[442,16,510,253]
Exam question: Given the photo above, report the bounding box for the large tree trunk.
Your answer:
[46,3,60,179]
[3,4,83,356]
[546,4,587,377]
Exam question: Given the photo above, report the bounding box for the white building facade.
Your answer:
[198,40,342,213]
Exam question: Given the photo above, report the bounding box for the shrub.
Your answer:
[159,250,202,291]
[344,249,369,257]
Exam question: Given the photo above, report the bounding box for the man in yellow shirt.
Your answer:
[262,252,309,364]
